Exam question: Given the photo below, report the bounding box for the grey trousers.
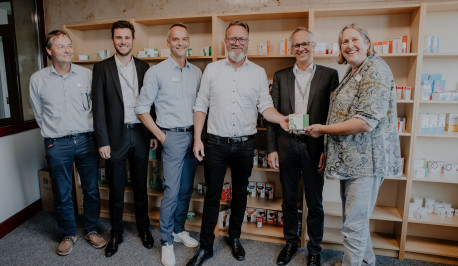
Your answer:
[340,176,384,266]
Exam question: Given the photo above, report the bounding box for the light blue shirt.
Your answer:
[135,57,202,128]
[193,58,274,137]
[30,63,93,138]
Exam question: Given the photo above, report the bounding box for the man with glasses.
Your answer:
[136,23,201,266]
[267,27,339,266]
[30,30,106,256]
[187,20,289,266]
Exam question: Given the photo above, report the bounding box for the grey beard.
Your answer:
[228,50,246,62]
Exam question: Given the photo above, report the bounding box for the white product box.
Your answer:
[424,36,432,53]
[97,50,109,59]
[289,114,309,130]
[437,113,446,134]
[445,113,458,132]
[429,114,438,134]
[247,181,257,197]
[314,42,327,54]
[280,38,290,55]
[145,48,159,57]
[331,43,339,54]
[443,163,457,177]
[403,86,412,100]
[419,113,430,134]
[258,40,270,55]
[160,49,171,57]
[137,51,147,58]
[427,161,442,177]
[432,36,440,53]
[78,55,90,60]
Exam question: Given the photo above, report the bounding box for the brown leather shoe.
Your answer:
[85,232,107,249]
[57,236,77,256]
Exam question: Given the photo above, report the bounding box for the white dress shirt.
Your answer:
[293,62,315,114]
[115,54,140,124]
[193,58,274,137]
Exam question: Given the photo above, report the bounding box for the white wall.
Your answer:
[0,128,46,223]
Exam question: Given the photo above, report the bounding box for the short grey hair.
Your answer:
[167,23,188,39]
[289,27,314,46]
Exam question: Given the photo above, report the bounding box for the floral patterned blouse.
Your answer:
[324,54,402,180]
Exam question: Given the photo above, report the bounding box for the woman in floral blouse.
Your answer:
[305,24,402,266]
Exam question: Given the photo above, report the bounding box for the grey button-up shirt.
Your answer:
[135,57,202,128]
[30,63,93,138]
[193,58,274,137]
[115,55,141,124]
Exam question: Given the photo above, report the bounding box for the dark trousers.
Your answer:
[106,126,150,237]
[279,139,324,255]
[45,133,100,236]
[199,137,254,251]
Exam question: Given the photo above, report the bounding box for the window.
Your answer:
[0,0,43,128]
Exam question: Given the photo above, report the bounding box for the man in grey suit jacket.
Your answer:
[267,27,339,266]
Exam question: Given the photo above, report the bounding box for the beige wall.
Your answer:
[44,0,452,31]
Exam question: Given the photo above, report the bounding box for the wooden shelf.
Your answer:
[412,176,458,184]
[427,2,458,13]
[324,202,402,222]
[409,214,458,227]
[385,174,407,180]
[256,127,267,131]
[405,236,458,258]
[141,56,213,61]
[416,132,458,139]
[419,100,458,104]
[65,21,116,31]
[220,196,284,211]
[252,166,279,172]
[399,132,411,137]
[219,221,284,239]
[313,54,417,59]
[323,227,399,251]
[314,5,420,17]
[73,59,102,64]
[217,11,308,21]
[397,100,414,103]
[148,158,160,162]
[134,15,212,26]
[423,52,458,58]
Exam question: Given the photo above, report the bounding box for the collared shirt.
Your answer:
[29,63,93,138]
[325,55,402,180]
[293,62,315,114]
[115,54,140,124]
[135,56,202,128]
[193,58,274,137]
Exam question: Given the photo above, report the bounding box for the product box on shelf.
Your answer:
[256,182,266,198]
[265,183,274,199]
[267,210,278,225]
[38,169,54,212]
[247,181,257,197]
[445,113,458,132]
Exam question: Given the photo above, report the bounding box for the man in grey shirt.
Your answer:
[136,23,201,266]
[30,30,106,256]
[187,21,289,266]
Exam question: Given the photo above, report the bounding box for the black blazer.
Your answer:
[267,64,339,164]
[92,55,151,148]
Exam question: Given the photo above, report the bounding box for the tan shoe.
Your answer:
[85,232,106,249]
[57,236,77,256]
[333,262,343,266]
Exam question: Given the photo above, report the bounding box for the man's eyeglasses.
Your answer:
[292,42,313,50]
[227,37,248,45]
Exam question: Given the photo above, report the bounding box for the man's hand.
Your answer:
[318,153,325,173]
[267,152,280,171]
[193,139,205,162]
[150,139,158,150]
[304,124,325,138]
[99,145,111,159]
[279,115,289,131]
[158,132,166,145]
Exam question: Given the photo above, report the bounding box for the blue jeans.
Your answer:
[160,131,197,245]
[340,176,383,266]
[45,133,100,236]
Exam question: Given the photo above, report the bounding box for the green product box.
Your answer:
[289,114,309,130]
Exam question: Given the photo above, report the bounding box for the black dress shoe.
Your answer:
[186,247,214,266]
[307,254,321,266]
[228,237,245,261]
[139,230,154,249]
[276,243,298,265]
[105,236,123,257]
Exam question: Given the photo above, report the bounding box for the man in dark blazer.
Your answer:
[92,20,155,257]
[267,27,339,266]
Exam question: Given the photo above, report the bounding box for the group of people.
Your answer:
[30,18,402,266]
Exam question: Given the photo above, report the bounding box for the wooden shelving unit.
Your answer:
[69,2,458,264]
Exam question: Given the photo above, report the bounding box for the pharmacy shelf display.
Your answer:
[69,2,458,264]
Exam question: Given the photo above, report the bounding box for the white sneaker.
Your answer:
[172,231,199,247]
[161,243,176,266]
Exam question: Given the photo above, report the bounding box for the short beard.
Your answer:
[115,46,132,57]
[227,46,247,63]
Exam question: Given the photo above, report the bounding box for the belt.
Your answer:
[291,134,308,142]
[48,132,93,140]
[208,134,254,143]
[160,126,193,132]
[124,123,141,129]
